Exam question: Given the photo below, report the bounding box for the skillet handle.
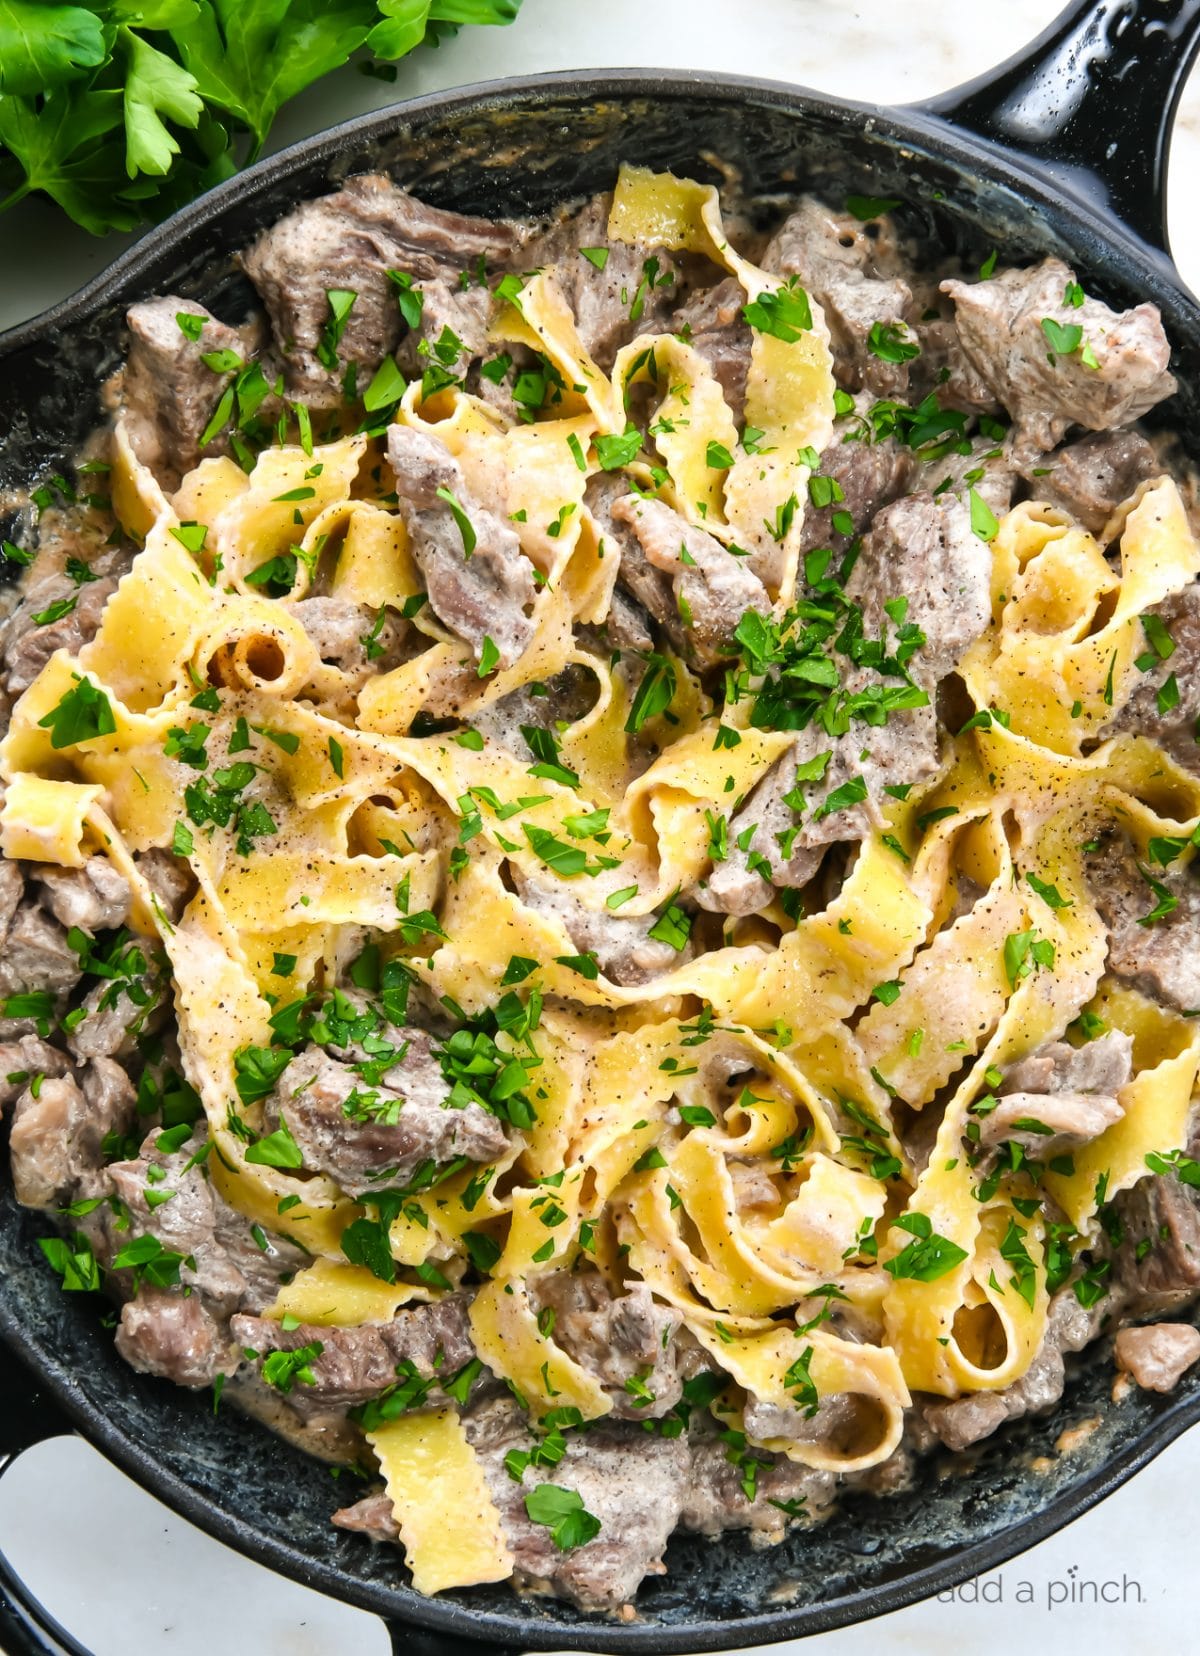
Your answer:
[912,0,1200,263]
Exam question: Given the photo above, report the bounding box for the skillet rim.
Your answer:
[3,64,1200,1653]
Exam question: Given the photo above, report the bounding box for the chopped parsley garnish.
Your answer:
[523,1483,601,1551]
[37,675,116,749]
[742,277,813,341]
[882,1212,968,1282]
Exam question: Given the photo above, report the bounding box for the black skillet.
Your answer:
[1,3,1200,1652]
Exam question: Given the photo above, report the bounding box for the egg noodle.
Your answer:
[4,167,1199,1593]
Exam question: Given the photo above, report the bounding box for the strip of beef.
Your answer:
[469,1394,692,1611]
[33,856,130,936]
[1114,1127,1200,1315]
[922,1287,1108,1450]
[679,1426,837,1537]
[394,277,529,419]
[212,1193,309,1316]
[1084,831,1200,1011]
[703,698,940,917]
[762,198,914,397]
[469,663,598,754]
[240,175,522,407]
[1101,583,1200,774]
[9,1057,135,1209]
[919,440,1017,516]
[123,296,253,484]
[910,309,1004,415]
[1022,430,1160,535]
[532,1273,684,1419]
[231,1295,476,1417]
[797,435,915,560]
[2,574,118,699]
[705,491,990,914]
[511,868,690,987]
[582,586,655,654]
[0,861,23,938]
[671,276,752,420]
[291,596,408,682]
[846,492,993,686]
[266,1040,507,1199]
[0,1034,70,1107]
[525,196,684,371]
[134,848,196,924]
[68,966,164,1061]
[387,424,535,670]
[1115,1322,1200,1391]
[0,901,83,997]
[979,1031,1132,1159]
[115,1289,239,1389]
[609,493,769,669]
[941,258,1177,453]
[586,473,679,650]
[106,1134,248,1311]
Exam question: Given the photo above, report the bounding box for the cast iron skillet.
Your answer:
[2,3,1200,1652]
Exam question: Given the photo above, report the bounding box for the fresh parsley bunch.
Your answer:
[0,0,524,235]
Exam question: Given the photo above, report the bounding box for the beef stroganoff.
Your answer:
[3,163,1200,1611]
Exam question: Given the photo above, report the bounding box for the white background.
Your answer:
[2,2,1198,1652]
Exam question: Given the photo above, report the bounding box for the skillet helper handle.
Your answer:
[914,0,1200,263]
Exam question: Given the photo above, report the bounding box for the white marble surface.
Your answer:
[2,4,1199,1654]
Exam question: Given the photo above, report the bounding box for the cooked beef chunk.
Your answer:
[1101,583,1200,773]
[387,424,535,670]
[588,586,655,654]
[762,198,914,396]
[67,973,157,1060]
[703,695,940,917]
[671,276,752,420]
[0,860,24,938]
[123,296,252,483]
[331,1491,400,1543]
[267,1040,507,1199]
[847,493,993,685]
[798,436,915,560]
[469,664,598,753]
[609,493,768,669]
[240,175,522,406]
[919,441,1017,516]
[941,258,1177,452]
[1085,832,1200,1011]
[395,278,498,397]
[512,868,689,987]
[467,1394,692,1611]
[115,1288,238,1389]
[532,1273,684,1419]
[922,1288,1107,1450]
[9,1057,135,1209]
[231,1295,477,1415]
[979,1031,1132,1158]
[291,596,407,680]
[0,1035,70,1107]
[1115,1136,1200,1314]
[0,902,82,996]
[133,848,196,924]
[679,1428,836,1537]
[212,1194,309,1315]
[1114,1322,1200,1391]
[2,576,118,698]
[910,311,1003,415]
[525,196,683,370]
[107,1134,247,1310]
[1023,430,1160,535]
[586,473,679,648]
[33,856,130,936]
